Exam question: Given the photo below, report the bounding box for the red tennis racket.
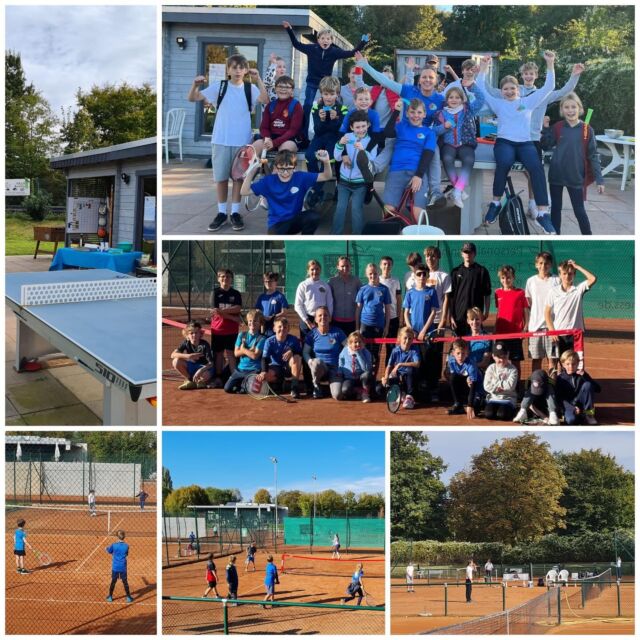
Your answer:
[230,144,260,180]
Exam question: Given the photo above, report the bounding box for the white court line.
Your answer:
[75,516,124,572]
[6,596,155,606]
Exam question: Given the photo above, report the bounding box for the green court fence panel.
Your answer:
[284,516,384,550]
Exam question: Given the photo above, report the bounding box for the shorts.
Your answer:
[14,549,26,556]
[111,571,128,581]
[211,333,237,353]
[406,576,414,585]
[247,555,255,563]
[212,144,243,183]
[528,335,557,360]
[207,579,217,588]
[186,361,213,379]
[382,170,428,209]
[265,584,275,595]
[502,338,524,362]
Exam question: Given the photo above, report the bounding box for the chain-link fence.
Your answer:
[163,596,385,635]
[5,445,157,634]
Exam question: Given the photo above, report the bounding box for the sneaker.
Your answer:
[20,568,30,574]
[290,387,300,400]
[430,390,440,404]
[312,385,323,399]
[362,391,371,403]
[179,380,197,391]
[402,394,415,409]
[356,150,375,183]
[534,213,556,235]
[461,190,469,201]
[585,409,598,425]
[230,213,245,231]
[196,380,208,389]
[527,202,538,219]
[484,202,501,224]
[548,410,560,426]
[452,191,464,209]
[126,596,134,603]
[106,596,113,602]
[447,403,464,415]
[208,214,228,232]
[211,378,223,389]
[513,407,528,423]
[428,192,446,208]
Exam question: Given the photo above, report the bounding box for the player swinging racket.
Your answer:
[245,541,257,572]
[341,563,365,605]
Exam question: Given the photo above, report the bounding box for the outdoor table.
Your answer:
[49,248,142,273]
[595,134,635,191]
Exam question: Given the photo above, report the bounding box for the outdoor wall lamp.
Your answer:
[176,36,187,50]
[121,172,130,184]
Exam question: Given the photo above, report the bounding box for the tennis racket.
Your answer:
[230,144,263,181]
[386,383,402,414]
[31,547,51,566]
[243,373,295,404]
[363,590,377,606]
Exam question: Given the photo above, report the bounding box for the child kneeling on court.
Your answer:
[106,530,132,603]
[556,349,600,425]
[483,341,519,421]
[171,321,216,390]
[513,369,559,425]
[258,317,303,400]
[445,339,481,419]
[382,327,421,410]
[224,310,267,394]
[241,149,332,235]
[338,331,374,402]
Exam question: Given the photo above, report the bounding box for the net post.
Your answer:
[616,581,621,617]
[557,585,562,625]
[444,583,448,616]
[529,562,533,583]
[222,599,229,634]
[502,582,506,611]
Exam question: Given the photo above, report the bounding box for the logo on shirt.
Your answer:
[429,103,437,110]
[517,103,526,112]
[290,187,300,194]
[417,133,425,139]
[270,299,277,305]
[329,338,336,345]
[319,287,326,293]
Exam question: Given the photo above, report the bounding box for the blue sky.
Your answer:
[425,431,635,484]
[163,431,385,501]
[5,5,156,115]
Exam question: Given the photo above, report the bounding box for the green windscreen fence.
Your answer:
[284,240,634,320]
[284,516,385,550]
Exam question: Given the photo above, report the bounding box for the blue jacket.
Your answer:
[434,87,485,148]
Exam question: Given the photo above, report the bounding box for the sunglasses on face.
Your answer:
[415,272,427,277]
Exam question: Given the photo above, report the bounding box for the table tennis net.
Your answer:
[280,553,386,578]
[6,503,156,537]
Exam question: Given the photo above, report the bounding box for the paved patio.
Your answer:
[162,157,634,236]
[5,255,103,425]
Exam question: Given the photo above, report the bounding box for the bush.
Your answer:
[21,191,53,222]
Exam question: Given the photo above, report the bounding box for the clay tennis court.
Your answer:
[5,506,156,634]
[163,547,385,634]
[391,581,634,635]
[162,314,633,426]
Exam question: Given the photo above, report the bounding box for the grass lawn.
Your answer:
[5,215,65,256]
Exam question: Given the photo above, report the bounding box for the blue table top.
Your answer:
[6,269,156,385]
[50,248,143,273]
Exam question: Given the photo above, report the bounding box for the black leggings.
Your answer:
[549,183,592,235]
[109,572,131,597]
[484,402,516,421]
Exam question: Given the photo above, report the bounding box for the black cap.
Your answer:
[426,54,439,63]
[462,242,477,254]
[492,341,509,357]
[529,369,548,396]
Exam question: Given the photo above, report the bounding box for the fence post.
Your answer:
[502,582,506,611]
[194,507,200,560]
[581,581,585,608]
[557,586,562,625]
[616,581,621,617]
[444,583,448,616]
[222,599,229,634]
[547,585,551,617]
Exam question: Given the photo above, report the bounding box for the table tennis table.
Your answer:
[6,269,157,426]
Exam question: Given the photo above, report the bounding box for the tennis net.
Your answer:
[564,568,613,610]
[424,587,559,635]
[5,503,156,537]
[281,553,386,578]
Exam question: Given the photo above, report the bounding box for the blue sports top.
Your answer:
[265,562,279,586]
[305,327,347,366]
[235,331,267,372]
[403,288,440,332]
[390,120,437,172]
[106,541,129,572]
[262,334,302,367]
[356,283,392,329]
[351,569,364,584]
[252,172,319,228]
[388,345,420,375]
[14,528,26,551]
[255,291,289,318]
[447,356,480,383]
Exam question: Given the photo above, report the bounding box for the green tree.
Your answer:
[447,434,567,543]
[557,449,634,535]
[390,431,448,541]
[254,488,272,504]
[278,490,304,516]
[164,485,210,514]
[406,6,446,50]
[60,106,100,154]
[162,467,173,504]
[298,492,314,516]
[205,487,242,505]
[316,489,345,516]
[355,492,385,516]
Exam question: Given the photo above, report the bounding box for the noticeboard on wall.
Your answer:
[67,197,101,234]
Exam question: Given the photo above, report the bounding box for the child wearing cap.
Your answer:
[483,341,518,421]
[514,369,559,425]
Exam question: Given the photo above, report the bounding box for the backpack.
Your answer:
[498,176,530,235]
[268,97,299,114]
[216,80,253,112]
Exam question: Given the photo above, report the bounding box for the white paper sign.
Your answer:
[5,178,31,196]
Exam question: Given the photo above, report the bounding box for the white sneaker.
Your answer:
[513,408,528,423]
[402,394,415,410]
[527,202,537,219]
[452,191,464,209]
[461,190,469,201]
[548,411,560,426]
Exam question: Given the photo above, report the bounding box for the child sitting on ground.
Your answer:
[171,321,215,390]
[258,317,303,400]
[555,349,600,425]
[514,369,559,425]
[223,310,266,394]
[483,341,519,421]
[382,327,421,410]
[338,331,374,402]
[445,339,481,419]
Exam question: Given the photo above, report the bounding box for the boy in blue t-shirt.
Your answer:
[14,519,31,574]
[259,317,303,399]
[241,149,332,235]
[264,554,280,607]
[382,327,421,409]
[445,339,481,419]
[255,272,289,336]
[106,530,133,603]
[224,310,267,394]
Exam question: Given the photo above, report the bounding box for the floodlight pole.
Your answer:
[270,457,278,551]
[312,474,317,554]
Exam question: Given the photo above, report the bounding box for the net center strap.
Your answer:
[21,277,157,306]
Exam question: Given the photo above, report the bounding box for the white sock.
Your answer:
[492,200,501,206]
[231,202,241,214]
[218,203,228,215]
[529,198,537,209]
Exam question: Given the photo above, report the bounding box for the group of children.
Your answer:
[170,246,600,424]
[186,23,604,236]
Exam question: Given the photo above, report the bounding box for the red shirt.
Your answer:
[495,288,528,333]
[259,97,303,148]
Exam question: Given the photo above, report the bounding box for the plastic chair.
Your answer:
[163,108,186,163]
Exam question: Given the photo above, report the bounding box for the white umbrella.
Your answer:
[16,443,22,460]
[54,443,60,461]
